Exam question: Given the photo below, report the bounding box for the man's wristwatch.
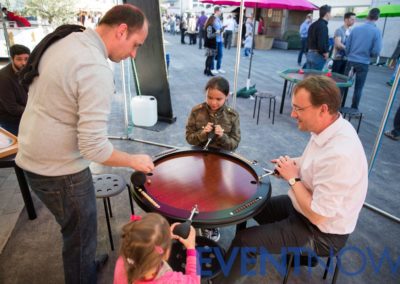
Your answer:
[288,177,301,186]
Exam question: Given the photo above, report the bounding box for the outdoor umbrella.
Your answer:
[201,0,318,107]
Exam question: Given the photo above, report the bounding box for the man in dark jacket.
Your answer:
[0,44,30,135]
[306,5,331,70]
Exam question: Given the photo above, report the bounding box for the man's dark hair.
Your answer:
[205,76,230,96]
[368,8,380,21]
[214,6,221,12]
[294,76,341,114]
[319,5,331,18]
[344,12,356,20]
[98,4,147,35]
[10,44,30,58]
[2,7,7,12]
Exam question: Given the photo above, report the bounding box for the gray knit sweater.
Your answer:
[16,28,114,176]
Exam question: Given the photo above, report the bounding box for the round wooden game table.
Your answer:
[130,147,271,228]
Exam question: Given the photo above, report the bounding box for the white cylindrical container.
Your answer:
[131,96,158,127]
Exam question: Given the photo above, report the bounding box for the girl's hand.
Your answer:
[170,223,196,250]
[214,125,224,137]
[202,122,214,134]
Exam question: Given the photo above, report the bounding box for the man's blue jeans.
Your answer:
[306,51,326,70]
[345,61,369,109]
[24,168,97,284]
[213,41,223,70]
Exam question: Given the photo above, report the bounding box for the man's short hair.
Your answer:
[214,6,221,12]
[98,4,147,35]
[344,12,356,20]
[319,5,331,18]
[368,8,380,21]
[10,44,30,58]
[294,76,341,114]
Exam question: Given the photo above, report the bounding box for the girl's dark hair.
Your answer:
[119,213,171,283]
[205,15,215,29]
[205,76,230,96]
[98,4,147,35]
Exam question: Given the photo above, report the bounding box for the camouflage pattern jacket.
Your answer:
[185,102,241,151]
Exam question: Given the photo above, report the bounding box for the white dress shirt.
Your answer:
[288,115,368,234]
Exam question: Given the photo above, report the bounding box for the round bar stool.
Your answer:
[253,92,276,125]
[93,174,134,251]
[168,236,225,283]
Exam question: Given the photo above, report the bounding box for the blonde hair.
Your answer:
[119,213,171,283]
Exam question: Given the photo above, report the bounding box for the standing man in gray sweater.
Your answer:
[16,4,154,283]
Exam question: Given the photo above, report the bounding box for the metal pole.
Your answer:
[365,57,400,223]
[121,60,130,137]
[232,0,245,109]
[246,6,257,90]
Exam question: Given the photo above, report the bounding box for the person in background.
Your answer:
[211,6,225,74]
[16,5,154,283]
[113,213,199,284]
[306,5,331,70]
[384,105,400,141]
[203,15,218,77]
[332,12,356,74]
[0,44,30,135]
[297,13,312,67]
[345,8,382,110]
[180,15,188,44]
[1,7,31,27]
[257,16,265,35]
[244,32,253,57]
[187,14,197,45]
[223,15,236,50]
[197,11,208,49]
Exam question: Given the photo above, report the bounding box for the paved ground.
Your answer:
[0,33,399,284]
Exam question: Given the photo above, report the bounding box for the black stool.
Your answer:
[340,107,363,133]
[93,174,134,250]
[253,92,276,124]
[283,253,339,284]
[168,236,225,283]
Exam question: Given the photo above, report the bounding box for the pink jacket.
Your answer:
[114,249,200,284]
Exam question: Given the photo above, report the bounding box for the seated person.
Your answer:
[185,76,241,242]
[186,76,241,151]
[214,75,368,283]
[0,44,30,135]
[114,213,199,284]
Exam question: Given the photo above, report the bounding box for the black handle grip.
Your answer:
[172,220,191,239]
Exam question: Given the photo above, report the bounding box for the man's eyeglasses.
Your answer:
[291,105,313,113]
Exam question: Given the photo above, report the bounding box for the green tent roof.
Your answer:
[357,4,400,18]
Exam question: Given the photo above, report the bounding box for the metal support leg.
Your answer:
[283,254,294,284]
[257,98,262,124]
[323,256,332,279]
[127,184,134,215]
[107,197,113,218]
[272,98,276,125]
[357,114,363,133]
[332,257,339,284]
[253,96,258,118]
[103,198,114,251]
[14,166,37,220]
